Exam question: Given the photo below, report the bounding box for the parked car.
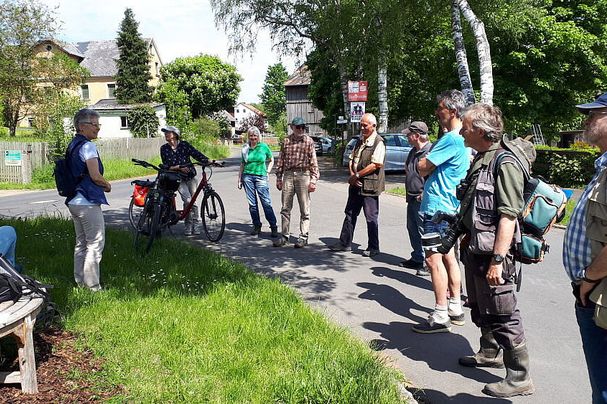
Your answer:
[311,136,335,155]
[341,133,412,172]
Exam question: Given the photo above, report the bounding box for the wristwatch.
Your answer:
[583,269,601,284]
[355,172,360,178]
[492,253,505,264]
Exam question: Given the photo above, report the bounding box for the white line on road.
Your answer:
[30,200,58,204]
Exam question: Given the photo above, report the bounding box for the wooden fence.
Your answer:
[0,137,165,184]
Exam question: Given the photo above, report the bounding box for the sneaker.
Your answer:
[412,318,452,334]
[193,224,201,235]
[184,225,193,236]
[294,238,307,248]
[449,311,465,326]
[416,267,431,276]
[273,237,288,247]
[362,249,380,257]
[329,243,349,252]
[270,227,279,238]
[250,226,262,235]
[399,259,424,270]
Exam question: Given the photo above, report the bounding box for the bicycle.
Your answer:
[129,158,226,253]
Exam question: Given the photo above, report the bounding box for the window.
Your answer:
[120,116,128,128]
[45,44,52,51]
[383,135,398,147]
[81,85,89,100]
[108,83,116,98]
[236,109,239,113]
[27,118,35,127]
[155,62,160,76]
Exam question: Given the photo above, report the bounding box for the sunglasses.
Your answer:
[294,125,305,129]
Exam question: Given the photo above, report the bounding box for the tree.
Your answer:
[0,0,87,136]
[158,55,241,120]
[127,106,159,138]
[115,8,152,104]
[451,0,475,105]
[259,63,288,127]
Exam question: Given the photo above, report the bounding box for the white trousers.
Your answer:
[68,204,105,290]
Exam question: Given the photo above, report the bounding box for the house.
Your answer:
[88,99,166,138]
[284,65,325,136]
[21,38,164,138]
[233,103,266,134]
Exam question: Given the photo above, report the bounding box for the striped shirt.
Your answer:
[563,152,607,281]
[275,134,320,183]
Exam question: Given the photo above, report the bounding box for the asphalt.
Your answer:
[0,150,591,403]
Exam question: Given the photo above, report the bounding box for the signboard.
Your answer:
[348,81,368,102]
[336,115,348,125]
[4,150,22,166]
[350,102,366,123]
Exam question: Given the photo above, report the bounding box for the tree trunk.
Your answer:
[377,59,388,133]
[456,0,493,105]
[451,0,475,106]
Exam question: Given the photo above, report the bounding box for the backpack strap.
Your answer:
[67,136,90,179]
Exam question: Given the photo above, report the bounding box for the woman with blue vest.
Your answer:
[66,108,111,292]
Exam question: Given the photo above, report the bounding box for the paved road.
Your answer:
[0,152,590,403]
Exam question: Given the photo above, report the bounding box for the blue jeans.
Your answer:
[576,301,607,403]
[422,214,450,237]
[406,197,424,263]
[0,226,17,266]
[243,174,277,228]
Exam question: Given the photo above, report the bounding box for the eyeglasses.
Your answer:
[81,122,101,128]
[294,125,305,130]
[589,110,607,117]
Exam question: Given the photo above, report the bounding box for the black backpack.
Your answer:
[54,137,88,199]
[0,255,50,304]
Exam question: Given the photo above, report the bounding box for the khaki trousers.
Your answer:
[280,171,311,240]
[68,204,105,290]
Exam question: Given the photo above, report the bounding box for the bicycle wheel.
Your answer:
[128,198,145,230]
[134,203,153,253]
[146,203,163,253]
[201,191,225,242]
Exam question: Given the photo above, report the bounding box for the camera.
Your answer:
[421,211,465,254]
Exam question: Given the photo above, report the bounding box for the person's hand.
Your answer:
[237,180,242,190]
[580,280,598,306]
[276,179,283,191]
[104,183,111,193]
[486,263,505,286]
[348,175,361,187]
[416,194,422,202]
[308,182,317,193]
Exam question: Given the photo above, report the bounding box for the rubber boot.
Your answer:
[482,342,535,398]
[459,327,504,368]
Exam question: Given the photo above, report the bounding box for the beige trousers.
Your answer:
[280,171,311,240]
[68,204,105,290]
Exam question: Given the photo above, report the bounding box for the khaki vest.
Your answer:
[587,168,607,328]
[354,135,385,196]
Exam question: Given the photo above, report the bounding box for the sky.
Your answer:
[43,0,300,103]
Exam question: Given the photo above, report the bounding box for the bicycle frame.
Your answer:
[174,168,212,223]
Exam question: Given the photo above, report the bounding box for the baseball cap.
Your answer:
[576,92,607,114]
[291,117,305,126]
[403,121,429,135]
[161,126,181,136]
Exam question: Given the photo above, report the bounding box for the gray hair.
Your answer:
[462,103,504,143]
[73,108,100,130]
[247,126,261,137]
[437,89,467,118]
[418,133,429,141]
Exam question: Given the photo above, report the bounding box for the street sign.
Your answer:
[336,118,348,124]
[348,81,368,102]
[350,102,365,123]
[4,150,22,166]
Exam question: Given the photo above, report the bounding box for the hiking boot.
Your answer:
[193,224,201,235]
[273,236,288,247]
[460,327,504,368]
[412,313,451,334]
[250,225,262,235]
[329,243,349,252]
[270,227,279,238]
[184,224,193,236]
[362,249,380,258]
[294,238,307,248]
[399,259,424,270]
[482,342,534,397]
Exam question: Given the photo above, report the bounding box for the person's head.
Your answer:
[73,108,101,139]
[161,126,180,146]
[360,113,377,138]
[290,117,306,136]
[247,126,261,144]
[436,89,467,130]
[576,92,607,151]
[402,121,429,148]
[460,103,504,151]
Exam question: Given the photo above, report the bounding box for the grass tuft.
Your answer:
[5,217,406,402]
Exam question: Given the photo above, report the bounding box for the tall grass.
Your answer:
[5,218,406,402]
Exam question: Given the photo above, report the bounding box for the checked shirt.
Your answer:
[275,134,320,183]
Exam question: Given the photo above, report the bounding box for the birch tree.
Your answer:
[451,0,475,105]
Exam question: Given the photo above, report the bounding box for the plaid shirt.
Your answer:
[275,134,320,183]
[563,151,607,281]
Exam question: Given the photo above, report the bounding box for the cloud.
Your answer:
[43,0,299,103]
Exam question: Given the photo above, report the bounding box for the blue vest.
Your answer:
[68,134,108,205]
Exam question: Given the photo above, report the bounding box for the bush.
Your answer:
[534,146,599,187]
[127,106,160,138]
[0,126,9,137]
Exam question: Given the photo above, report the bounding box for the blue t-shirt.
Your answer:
[420,129,469,216]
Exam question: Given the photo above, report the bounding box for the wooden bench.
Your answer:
[0,295,45,393]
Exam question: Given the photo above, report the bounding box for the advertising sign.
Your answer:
[350,102,366,123]
[348,81,368,102]
[4,150,22,166]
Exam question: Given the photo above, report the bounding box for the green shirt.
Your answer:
[243,142,273,176]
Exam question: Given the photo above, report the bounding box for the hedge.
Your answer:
[533,146,600,188]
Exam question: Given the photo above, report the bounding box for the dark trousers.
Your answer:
[339,186,379,251]
[406,196,424,263]
[463,249,526,350]
[575,300,607,403]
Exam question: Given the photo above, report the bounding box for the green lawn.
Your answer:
[5,218,406,402]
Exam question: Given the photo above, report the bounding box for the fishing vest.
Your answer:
[355,134,385,197]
